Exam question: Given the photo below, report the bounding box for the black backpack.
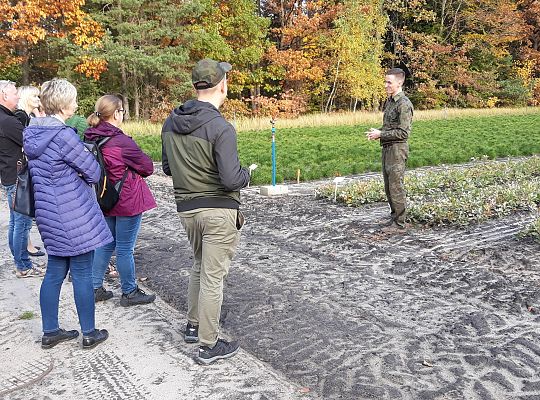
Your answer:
[83,136,128,212]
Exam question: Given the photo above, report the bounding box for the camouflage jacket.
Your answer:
[380,91,414,146]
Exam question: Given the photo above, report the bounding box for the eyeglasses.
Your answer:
[117,109,126,116]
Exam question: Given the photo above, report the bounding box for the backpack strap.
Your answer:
[96,136,112,148]
[113,168,130,193]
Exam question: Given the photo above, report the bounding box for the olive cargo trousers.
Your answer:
[382,142,408,227]
[179,208,243,347]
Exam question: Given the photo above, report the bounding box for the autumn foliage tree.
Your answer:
[261,0,340,113]
[0,0,104,83]
[1,0,539,118]
[325,0,387,112]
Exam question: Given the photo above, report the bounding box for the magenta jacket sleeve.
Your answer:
[121,136,154,177]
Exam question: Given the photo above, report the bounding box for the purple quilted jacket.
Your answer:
[23,117,113,257]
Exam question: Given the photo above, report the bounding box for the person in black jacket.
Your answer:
[162,59,255,365]
[0,80,44,278]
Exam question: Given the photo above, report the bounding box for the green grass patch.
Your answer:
[519,217,540,242]
[316,157,540,226]
[132,113,540,186]
[19,311,35,320]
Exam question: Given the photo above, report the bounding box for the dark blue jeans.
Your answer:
[3,184,32,271]
[92,214,142,294]
[40,252,96,335]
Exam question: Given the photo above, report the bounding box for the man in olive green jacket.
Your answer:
[162,59,253,365]
[366,68,414,232]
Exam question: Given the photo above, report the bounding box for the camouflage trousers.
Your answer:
[382,142,408,226]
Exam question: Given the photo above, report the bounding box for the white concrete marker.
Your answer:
[333,176,345,201]
[260,184,289,196]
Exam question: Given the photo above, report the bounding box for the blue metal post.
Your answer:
[271,119,276,186]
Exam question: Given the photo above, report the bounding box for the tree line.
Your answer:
[1,0,539,120]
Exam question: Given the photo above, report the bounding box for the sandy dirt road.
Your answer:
[0,190,306,400]
[137,169,540,400]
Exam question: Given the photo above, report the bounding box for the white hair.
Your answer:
[0,80,16,95]
[40,79,77,115]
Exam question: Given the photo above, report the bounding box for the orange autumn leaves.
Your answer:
[0,0,106,79]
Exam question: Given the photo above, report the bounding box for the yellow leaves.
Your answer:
[1,0,104,51]
[486,97,499,108]
[74,56,108,80]
[514,60,536,86]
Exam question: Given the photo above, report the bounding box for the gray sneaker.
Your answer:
[120,286,156,307]
[94,287,113,302]
[197,339,240,365]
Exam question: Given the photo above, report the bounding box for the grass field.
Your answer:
[132,111,540,185]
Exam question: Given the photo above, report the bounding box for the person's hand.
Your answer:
[366,128,381,140]
[249,164,258,172]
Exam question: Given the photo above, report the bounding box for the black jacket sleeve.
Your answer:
[214,125,250,191]
[5,117,24,147]
[161,131,172,176]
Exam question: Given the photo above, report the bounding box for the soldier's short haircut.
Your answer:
[386,68,406,82]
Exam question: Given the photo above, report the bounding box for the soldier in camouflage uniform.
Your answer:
[366,68,414,232]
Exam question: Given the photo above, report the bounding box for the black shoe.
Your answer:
[94,286,113,302]
[197,339,240,365]
[380,222,407,234]
[120,286,156,307]
[82,329,109,349]
[28,249,45,257]
[380,217,395,227]
[41,328,79,349]
[184,322,199,343]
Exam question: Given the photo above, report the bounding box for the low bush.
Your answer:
[520,217,540,242]
[316,157,540,226]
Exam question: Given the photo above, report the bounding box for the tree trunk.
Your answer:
[143,84,150,120]
[440,0,447,38]
[132,66,140,119]
[18,44,30,85]
[325,59,340,113]
[120,63,130,120]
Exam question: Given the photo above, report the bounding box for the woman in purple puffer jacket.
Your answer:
[23,79,111,350]
[84,94,157,307]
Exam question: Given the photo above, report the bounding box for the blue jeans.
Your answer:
[4,184,32,271]
[92,214,142,294]
[40,252,95,335]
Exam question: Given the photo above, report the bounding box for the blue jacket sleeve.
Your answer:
[59,128,101,184]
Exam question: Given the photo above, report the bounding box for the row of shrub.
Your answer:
[520,217,540,242]
[316,157,540,226]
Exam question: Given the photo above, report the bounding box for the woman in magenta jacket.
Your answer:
[84,94,157,307]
